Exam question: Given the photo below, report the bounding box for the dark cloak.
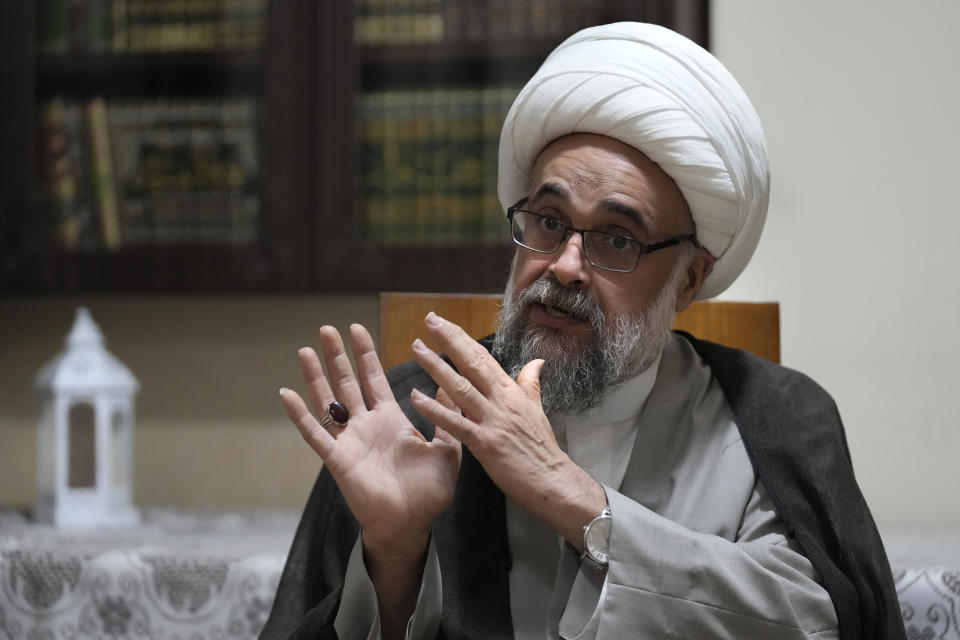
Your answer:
[259,333,905,639]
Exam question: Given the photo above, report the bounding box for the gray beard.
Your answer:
[491,271,683,417]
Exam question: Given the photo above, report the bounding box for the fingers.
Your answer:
[423,312,505,394]
[431,425,463,464]
[279,387,335,460]
[516,359,545,407]
[435,387,458,412]
[349,323,395,407]
[318,325,366,414]
[411,337,487,418]
[297,346,335,413]
[410,388,479,448]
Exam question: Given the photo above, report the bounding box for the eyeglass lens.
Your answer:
[511,210,638,272]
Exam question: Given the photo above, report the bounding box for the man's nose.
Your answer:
[547,231,591,288]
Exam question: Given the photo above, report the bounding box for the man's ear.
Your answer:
[674,248,715,312]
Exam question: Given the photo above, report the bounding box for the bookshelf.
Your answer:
[0,0,708,294]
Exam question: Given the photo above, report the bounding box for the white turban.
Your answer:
[498,22,769,300]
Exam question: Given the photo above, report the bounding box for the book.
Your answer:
[85,0,112,53]
[38,98,82,250]
[84,97,122,250]
[111,0,128,51]
[356,86,518,248]
[80,0,266,53]
[355,0,444,45]
[38,0,71,55]
[108,98,260,245]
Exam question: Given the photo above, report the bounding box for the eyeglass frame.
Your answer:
[505,198,701,273]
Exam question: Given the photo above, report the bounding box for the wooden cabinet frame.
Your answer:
[0,0,707,294]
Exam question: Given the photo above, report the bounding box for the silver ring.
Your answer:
[319,401,349,428]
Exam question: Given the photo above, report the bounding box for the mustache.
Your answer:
[517,279,604,328]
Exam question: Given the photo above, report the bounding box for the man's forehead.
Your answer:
[529,181,652,231]
[527,134,693,230]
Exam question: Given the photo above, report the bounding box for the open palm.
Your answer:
[280,324,461,544]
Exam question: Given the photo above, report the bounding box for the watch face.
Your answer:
[585,514,612,564]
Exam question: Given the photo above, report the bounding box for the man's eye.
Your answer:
[538,216,562,232]
[605,234,635,251]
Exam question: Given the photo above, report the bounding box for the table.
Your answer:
[4,511,959,639]
[884,530,960,640]
[0,509,298,640]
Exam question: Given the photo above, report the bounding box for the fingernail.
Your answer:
[412,338,427,353]
[410,388,424,400]
[425,311,442,328]
[278,387,289,397]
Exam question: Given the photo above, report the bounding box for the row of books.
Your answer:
[37,0,266,56]
[355,86,519,246]
[354,0,610,45]
[37,96,260,251]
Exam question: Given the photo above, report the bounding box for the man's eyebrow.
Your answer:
[597,199,650,232]
[530,183,569,203]
[529,182,652,233]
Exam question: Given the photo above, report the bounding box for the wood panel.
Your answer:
[379,293,779,369]
[380,293,503,369]
[672,300,780,363]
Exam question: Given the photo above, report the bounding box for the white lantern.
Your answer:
[34,307,140,529]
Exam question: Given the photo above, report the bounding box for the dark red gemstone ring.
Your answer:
[319,401,350,428]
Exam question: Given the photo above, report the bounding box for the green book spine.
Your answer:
[38,0,71,55]
[480,86,501,244]
[428,87,450,247]
[63,100,100,250]
[450,89,485,244]
[39,98,80,250]
[411,89,430,245]
[356,91,382,243]
[85,0,111,52]
[394,90,417,246]
[111,0,127,51]
[447,89,468,244]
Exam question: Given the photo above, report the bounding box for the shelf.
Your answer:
[359,39,562,89]
[10,244,277,294]
[2,0,711,295]
[317,244,516,293]
[360,38,569,64]
[36,51,262,98]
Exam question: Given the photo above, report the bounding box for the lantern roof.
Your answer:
[34,307,139,394]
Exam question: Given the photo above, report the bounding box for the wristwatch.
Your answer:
[581,506,612,568]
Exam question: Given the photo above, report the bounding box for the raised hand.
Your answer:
[408,312,606,551]
[279,323,461,550]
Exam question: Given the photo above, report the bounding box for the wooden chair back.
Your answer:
[379,292,779,369]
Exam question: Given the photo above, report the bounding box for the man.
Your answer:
[261,23,904,640]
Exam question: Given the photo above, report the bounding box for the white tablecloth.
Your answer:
[0,508,298,640]
[4,512,959,639]
[884,530,960,640]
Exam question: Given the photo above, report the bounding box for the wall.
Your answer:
[0,296,378,510]
[711,1,960,529]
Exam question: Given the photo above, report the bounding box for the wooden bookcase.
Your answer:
[0,0,708,294]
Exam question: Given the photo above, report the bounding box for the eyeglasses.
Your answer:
[506,200,700,273]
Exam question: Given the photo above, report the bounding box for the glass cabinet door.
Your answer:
[0,1,707,294]
[328,0,709,292]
